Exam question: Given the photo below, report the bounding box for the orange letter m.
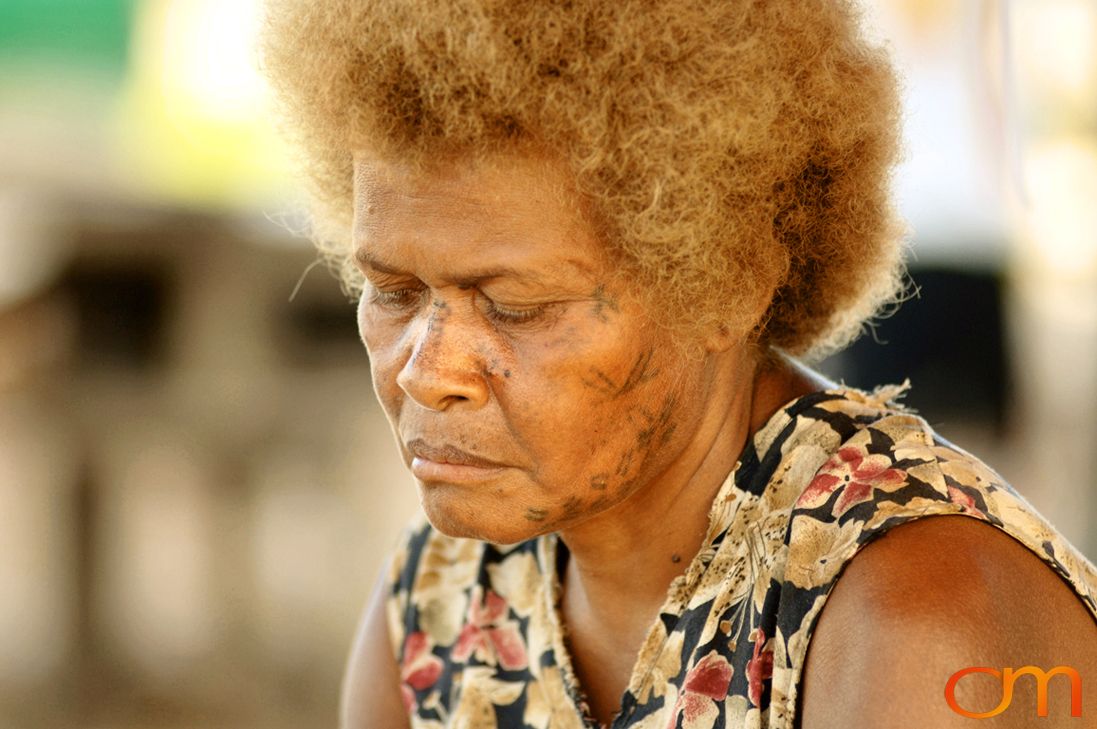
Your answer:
[1005,666,1082,718]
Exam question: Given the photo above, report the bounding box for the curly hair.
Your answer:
[261,0,907,361]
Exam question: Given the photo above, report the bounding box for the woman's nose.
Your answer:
[395,303,491,411]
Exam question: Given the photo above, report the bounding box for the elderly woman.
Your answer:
[261,1,1097,726]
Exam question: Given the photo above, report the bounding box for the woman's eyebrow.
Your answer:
[354,249,547,287]
[354,250,403,274]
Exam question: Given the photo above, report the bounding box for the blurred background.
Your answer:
[0,0,1094,727]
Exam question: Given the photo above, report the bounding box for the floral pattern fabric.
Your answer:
[383,385,1097,728]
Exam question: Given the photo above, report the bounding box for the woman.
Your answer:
[261,1,1097,726]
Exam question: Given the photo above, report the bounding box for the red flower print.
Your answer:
[452,586,529,671]
[948,484,987,520]
[666,650,734,728]
[683,650,734,698]
[796,445,906,517]
[400,631,443,712]
[745,627,774,707]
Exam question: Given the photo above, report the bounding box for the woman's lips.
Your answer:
[406,439,509,482]
[406,439,506,467]
[410,457,506,483]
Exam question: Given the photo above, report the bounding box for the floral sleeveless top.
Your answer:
[383,384,1097,728]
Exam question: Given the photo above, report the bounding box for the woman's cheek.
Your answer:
[356,297,398,355]
[355,293,374,348]
[511,327,641,455]
[355,304,404,406]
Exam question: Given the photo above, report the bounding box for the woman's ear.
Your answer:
[705,280,778,354]
[704,304,773,355]
[704,322,737,354]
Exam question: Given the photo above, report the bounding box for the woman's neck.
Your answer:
[554,351,828,724]
[558,351,827,605]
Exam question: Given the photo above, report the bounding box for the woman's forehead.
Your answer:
[350,152,613,283]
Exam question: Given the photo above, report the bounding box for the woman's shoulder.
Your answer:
[776,385,1097,610]
[798,512,1097,727]
[770,387,1097,725]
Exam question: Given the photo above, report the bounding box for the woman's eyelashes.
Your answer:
[367,283,549,326]
[369,286,425,310]
[481,298,548,325]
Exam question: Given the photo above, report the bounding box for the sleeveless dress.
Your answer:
[383,384,1097,728]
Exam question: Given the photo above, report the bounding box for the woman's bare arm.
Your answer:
[800,515,1097,728]
[340,564,410,729]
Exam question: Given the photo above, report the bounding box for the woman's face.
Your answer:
[354,153,715,544]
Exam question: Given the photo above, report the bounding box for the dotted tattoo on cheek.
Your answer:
[635,395,678,452]
[525,507,549,522]
[606,393,680,493]
[615,447,635,477]
[479,355,515,382]
[561,496,583,520]
[526,392,680,530]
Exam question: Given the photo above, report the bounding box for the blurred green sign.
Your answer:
[0,0,134,76]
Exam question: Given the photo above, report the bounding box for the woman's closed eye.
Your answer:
[481,298,548,325]
[367,284,550,326]
[369,286,426,310]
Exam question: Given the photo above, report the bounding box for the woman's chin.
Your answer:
[420,493,548,545]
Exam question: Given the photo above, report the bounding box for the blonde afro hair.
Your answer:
[261,0,907,360]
